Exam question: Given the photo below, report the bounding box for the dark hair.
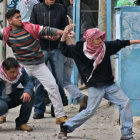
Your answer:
[135,0,140,5]
[5,9,20,19]
[2,57,19,70]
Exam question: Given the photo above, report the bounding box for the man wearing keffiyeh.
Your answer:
[0,57,34,131]
[0,9,67,127]
[58,25,140,140]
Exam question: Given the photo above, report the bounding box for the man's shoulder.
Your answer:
[55,3,63,6]
[55,3,66,10]
[33,2,43,9]
[19,67,26,79]
[21,67,27,74]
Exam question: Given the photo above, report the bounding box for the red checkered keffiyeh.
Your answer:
[83,28,106,82]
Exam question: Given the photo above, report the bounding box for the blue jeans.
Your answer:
[0,88,34,127]
[64,83,133,139]
[63,57,84,102]
[34,79,46,115]
[34,50,66,115]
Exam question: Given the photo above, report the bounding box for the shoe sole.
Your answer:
[58,132,67,139]
[16,127,33,132]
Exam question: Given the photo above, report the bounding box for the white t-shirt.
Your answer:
[16,0,39,22]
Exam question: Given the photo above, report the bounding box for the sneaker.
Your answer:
[120,137,133,140]
[0,116,6,124]
[79,95,88,112]
[33,113,44,119]
[58,123,67,138]
[16,124,33,131]
[56,116,68,124]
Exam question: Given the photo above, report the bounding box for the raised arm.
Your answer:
[130,40,140,45]
[39,26,64,37]
[60,24,75,42]
[106,39,140,55]
[58,24,76,58]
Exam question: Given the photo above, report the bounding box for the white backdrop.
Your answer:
[0,0,15,62]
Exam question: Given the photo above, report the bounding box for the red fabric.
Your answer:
[83,28,106,70]
[3,22,42,46]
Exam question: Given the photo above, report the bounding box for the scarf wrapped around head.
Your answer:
[0,62,22,84]
[83,28,106,82]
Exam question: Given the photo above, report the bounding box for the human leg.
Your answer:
[33,78,45,119]
[104,83,133,139]
[33,51,49,118]
[0,88,33,130]
[63,86,105,132]
[63,57,88,111]
[23,63,67,124]
[0,98,8,116]
[48,50,67,105]
[47,50,67,117]
[63,57,84,101]
[0,98,8,124]
[6,88,34,127]
[28,63,66,119]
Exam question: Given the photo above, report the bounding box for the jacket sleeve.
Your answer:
[20,68,34,96]
[39,26,57,36]
[105,39,130,55]
[30,5,37,24]
[58,41,75,58]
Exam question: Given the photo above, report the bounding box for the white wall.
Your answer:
[0,0,15,62]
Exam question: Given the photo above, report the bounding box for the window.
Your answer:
[81,0,98,26]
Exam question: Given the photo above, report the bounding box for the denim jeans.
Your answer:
[64,83,133,139]
[0,88,34,127]
[63,57,84,102]
[34,50,66,115]
[34,78,46,115]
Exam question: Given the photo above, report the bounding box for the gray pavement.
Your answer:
[0,96,140,140]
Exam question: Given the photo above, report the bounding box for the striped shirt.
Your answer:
[9,27,44,65]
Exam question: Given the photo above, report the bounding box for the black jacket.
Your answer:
[30,2,68,50]
[59,39,130,87]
